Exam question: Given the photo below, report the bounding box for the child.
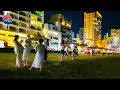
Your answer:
[29,39,45,71]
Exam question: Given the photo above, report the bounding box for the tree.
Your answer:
[64,40,71,45]
[77,38,83,45]
[79,43,88,47]
[30,32,44,41]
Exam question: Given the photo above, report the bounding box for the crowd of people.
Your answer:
[60,40,79,61]
[13,34,80,71]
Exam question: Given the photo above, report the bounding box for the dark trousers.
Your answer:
[44,49,48,61]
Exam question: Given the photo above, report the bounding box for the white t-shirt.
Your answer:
[42,42,48,49]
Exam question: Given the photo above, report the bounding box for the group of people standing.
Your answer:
[13,34,79,71]
[13,35,49,71]
[60,40,79,61]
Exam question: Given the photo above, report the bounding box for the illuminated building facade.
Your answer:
[43,23,62,51]
[50,14,72,42]
[84,11,102,46]
[111,29,120,46]
[72,38,77,44]
[0,11,44,47]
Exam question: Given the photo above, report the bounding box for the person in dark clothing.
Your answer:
[42,38,49,62]
[4,41,8,48]
[74,46,78,57]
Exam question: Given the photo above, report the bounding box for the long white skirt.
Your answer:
[31,51,44,68]
[16,52,22,67]
[22,48,31,61]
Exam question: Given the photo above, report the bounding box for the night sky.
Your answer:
[44,11,120,38]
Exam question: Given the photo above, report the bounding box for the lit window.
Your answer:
[31,15,34,20]
[30,20,35,25]
[53,32,58,35]
[35,16,37,20]
[69,24,71,28]
[31,15,37,20]
[62,22,65,25]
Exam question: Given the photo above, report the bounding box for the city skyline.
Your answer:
[45,11,120,38]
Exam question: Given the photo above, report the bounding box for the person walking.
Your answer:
[22,35,32,66]
[29,39,45,71]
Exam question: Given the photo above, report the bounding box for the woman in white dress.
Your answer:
[29,39,45,71]
[22,35,32,66]
[13,35,24,68]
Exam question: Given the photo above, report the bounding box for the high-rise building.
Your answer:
[111,29,120,46]
[43,23,62,51]
[79,28,84,41]
[84,11,102,46]
[50,14,72,42]
[0,11,44,47]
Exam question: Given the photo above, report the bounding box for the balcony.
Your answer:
[9,26,18,32]
[19,11,26,16]
[19,17,26,22]
[10,13,18,20]
[19,22,27,28]
[19,28,27,33]
[12,21,18,26]
[31,25,36,30]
